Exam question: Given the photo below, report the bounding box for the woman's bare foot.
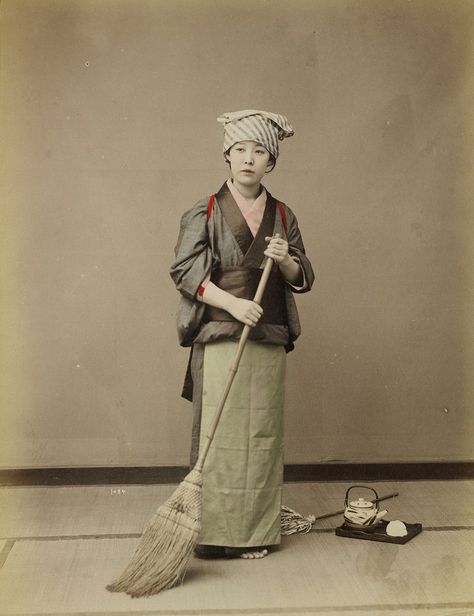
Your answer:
[239,548,268,559]
[224,547,269,559]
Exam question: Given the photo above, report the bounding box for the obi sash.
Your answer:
[204,266,287,325]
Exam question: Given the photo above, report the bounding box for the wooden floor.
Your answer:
[0,480,473,615]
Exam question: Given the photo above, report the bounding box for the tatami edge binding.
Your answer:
[0,601,474,615]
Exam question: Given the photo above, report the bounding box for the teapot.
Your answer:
[343,485,388,529]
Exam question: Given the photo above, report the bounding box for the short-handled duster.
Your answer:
[106,249,277,597]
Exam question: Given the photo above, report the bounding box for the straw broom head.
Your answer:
[106,467,202,597]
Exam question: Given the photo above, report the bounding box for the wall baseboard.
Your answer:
[1,462,473,486]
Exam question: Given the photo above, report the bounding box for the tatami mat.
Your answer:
[1,481,473,539]
[0,484,176,538]
[0,481,473,615]
[0,530,473,613]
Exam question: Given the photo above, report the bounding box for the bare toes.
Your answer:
[240,549,268,559]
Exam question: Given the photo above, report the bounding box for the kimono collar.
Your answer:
[226,179,267,237]
[215,182,277,268]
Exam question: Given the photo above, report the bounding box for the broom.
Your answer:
[106,245,278,597]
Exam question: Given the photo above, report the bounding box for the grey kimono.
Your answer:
[170,181,314,464]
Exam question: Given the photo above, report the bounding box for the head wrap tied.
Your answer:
[217,109,294,160]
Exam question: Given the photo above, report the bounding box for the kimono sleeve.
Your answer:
[284,205,315,294]
[170,200,212,301]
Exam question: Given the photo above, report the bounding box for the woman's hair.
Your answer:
[224,148,276,173]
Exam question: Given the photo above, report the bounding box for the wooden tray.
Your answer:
[335,520,422,544]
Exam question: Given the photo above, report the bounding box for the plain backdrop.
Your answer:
[1,0,473,468]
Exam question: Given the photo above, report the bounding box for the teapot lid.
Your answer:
[349,497,374,509]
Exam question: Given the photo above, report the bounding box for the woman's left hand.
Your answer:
[264,236,292,265]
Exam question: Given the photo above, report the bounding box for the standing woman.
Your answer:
[170,110,314,560]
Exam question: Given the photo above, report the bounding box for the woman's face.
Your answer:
[226,141,273,190]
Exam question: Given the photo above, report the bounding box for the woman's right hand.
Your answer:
[227,297,263,327]
[198,282,263,327]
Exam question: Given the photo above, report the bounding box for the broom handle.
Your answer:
[194,242,278,473]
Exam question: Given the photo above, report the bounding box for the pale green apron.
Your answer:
[199,340,285,547]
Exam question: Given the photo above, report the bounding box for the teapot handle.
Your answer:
[344,485,379,507]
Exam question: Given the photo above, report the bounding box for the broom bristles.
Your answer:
[106,467,202,597]
[280,505,315,535]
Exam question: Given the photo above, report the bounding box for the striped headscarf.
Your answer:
[217,109,294,160]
